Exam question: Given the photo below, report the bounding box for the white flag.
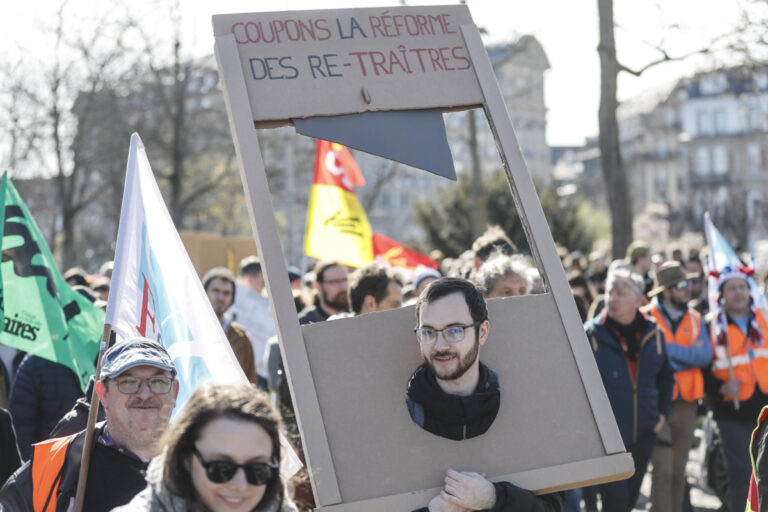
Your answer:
[106,133,246,406]
[106,134,301,476]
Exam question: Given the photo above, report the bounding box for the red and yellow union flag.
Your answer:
[304,140,373,267]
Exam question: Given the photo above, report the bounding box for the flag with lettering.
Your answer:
[106,134,302,477]
[304,140,373,267]
[373,232,438,270]
[0,171,103,391]
[105,134,247,414]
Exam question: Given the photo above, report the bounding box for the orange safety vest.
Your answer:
[643,303,705,401]
[710,309,768,402]
[30,433,77,511]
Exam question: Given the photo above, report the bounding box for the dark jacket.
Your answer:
[298,300,331,325]
[8,355,83,460]
[0,408,22,487]
[0,423,148,512]
[413,482,563,512]
[585,311,675,446]
[0,359,10,410]
[49,376,106,438]
[406,362,500,441]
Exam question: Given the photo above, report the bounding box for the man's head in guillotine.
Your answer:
[406,277,500,440]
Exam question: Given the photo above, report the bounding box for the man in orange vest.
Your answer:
[704,264,768,512]
[0,337,179,511]
[641,261,712,512]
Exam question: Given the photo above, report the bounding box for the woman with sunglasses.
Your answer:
[115,383,296,512]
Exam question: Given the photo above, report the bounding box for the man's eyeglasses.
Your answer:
[193,447,278,486]
[414,321,481,345]
[674,280,690,290]
[112,376,174,395]
[321,278,347,286]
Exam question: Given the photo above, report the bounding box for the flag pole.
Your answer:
[725,344,740,411]
[73,322,113,512]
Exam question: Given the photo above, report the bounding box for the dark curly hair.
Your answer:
[347,262,403,315]
[159,383,284,510]
[415,277,488,339]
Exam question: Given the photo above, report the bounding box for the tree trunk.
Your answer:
[468,109,484,240]
[169,41,187,227]
[61,208,76,271]
[597,0,633,259]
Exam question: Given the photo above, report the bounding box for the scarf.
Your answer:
[406,362,500,441]
[605,311,647,362]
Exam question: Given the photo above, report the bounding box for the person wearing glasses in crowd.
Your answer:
[298,260,349,325]
[640,261,712,512]
[408,277,562,512]
[0,337,179,511]
[116,383,296,512]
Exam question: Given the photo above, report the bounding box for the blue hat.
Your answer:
[100,337,176,380]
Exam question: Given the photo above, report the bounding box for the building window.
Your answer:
[656,137,668,158]
[714,109,727,134]
[747,189,763,221]
[715,186,728,206]
[665,108,677,127]
[747,142,761,171]
[697,110,713,135]
[757,73,768,90]
[700,75,725,95]
[694,147,710,174]
[656,166,668,190]
[713,146,728,174]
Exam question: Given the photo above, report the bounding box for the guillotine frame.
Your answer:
[213,6,633,510]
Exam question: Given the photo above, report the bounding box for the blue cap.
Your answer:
[100,337,176,380]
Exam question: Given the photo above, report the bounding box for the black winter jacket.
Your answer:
[0,408,22,486]
[585,311,674,446]
[8,355,82,460]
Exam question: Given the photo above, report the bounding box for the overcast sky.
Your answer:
[2,0,748,146]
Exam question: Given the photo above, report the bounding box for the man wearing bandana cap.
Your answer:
[704,264,768,512]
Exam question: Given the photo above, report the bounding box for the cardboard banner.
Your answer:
[212,5,483,124]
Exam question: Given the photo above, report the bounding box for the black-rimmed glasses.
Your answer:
[414,321,481,345]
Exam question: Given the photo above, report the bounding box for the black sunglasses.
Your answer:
[192,446,278,486]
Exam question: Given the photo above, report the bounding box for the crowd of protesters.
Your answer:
[1,225,767,511]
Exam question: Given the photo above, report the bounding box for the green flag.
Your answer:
[0,172,104,390]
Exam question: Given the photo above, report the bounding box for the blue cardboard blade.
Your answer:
[294,109,456,181]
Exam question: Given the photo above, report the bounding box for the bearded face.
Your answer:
[424,333,480,381]
[317,265,349,313]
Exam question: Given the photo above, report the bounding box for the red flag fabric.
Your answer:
[372,232,438,270]
[312,140,366,191]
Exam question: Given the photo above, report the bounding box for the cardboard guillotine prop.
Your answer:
[213,6,633,510]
